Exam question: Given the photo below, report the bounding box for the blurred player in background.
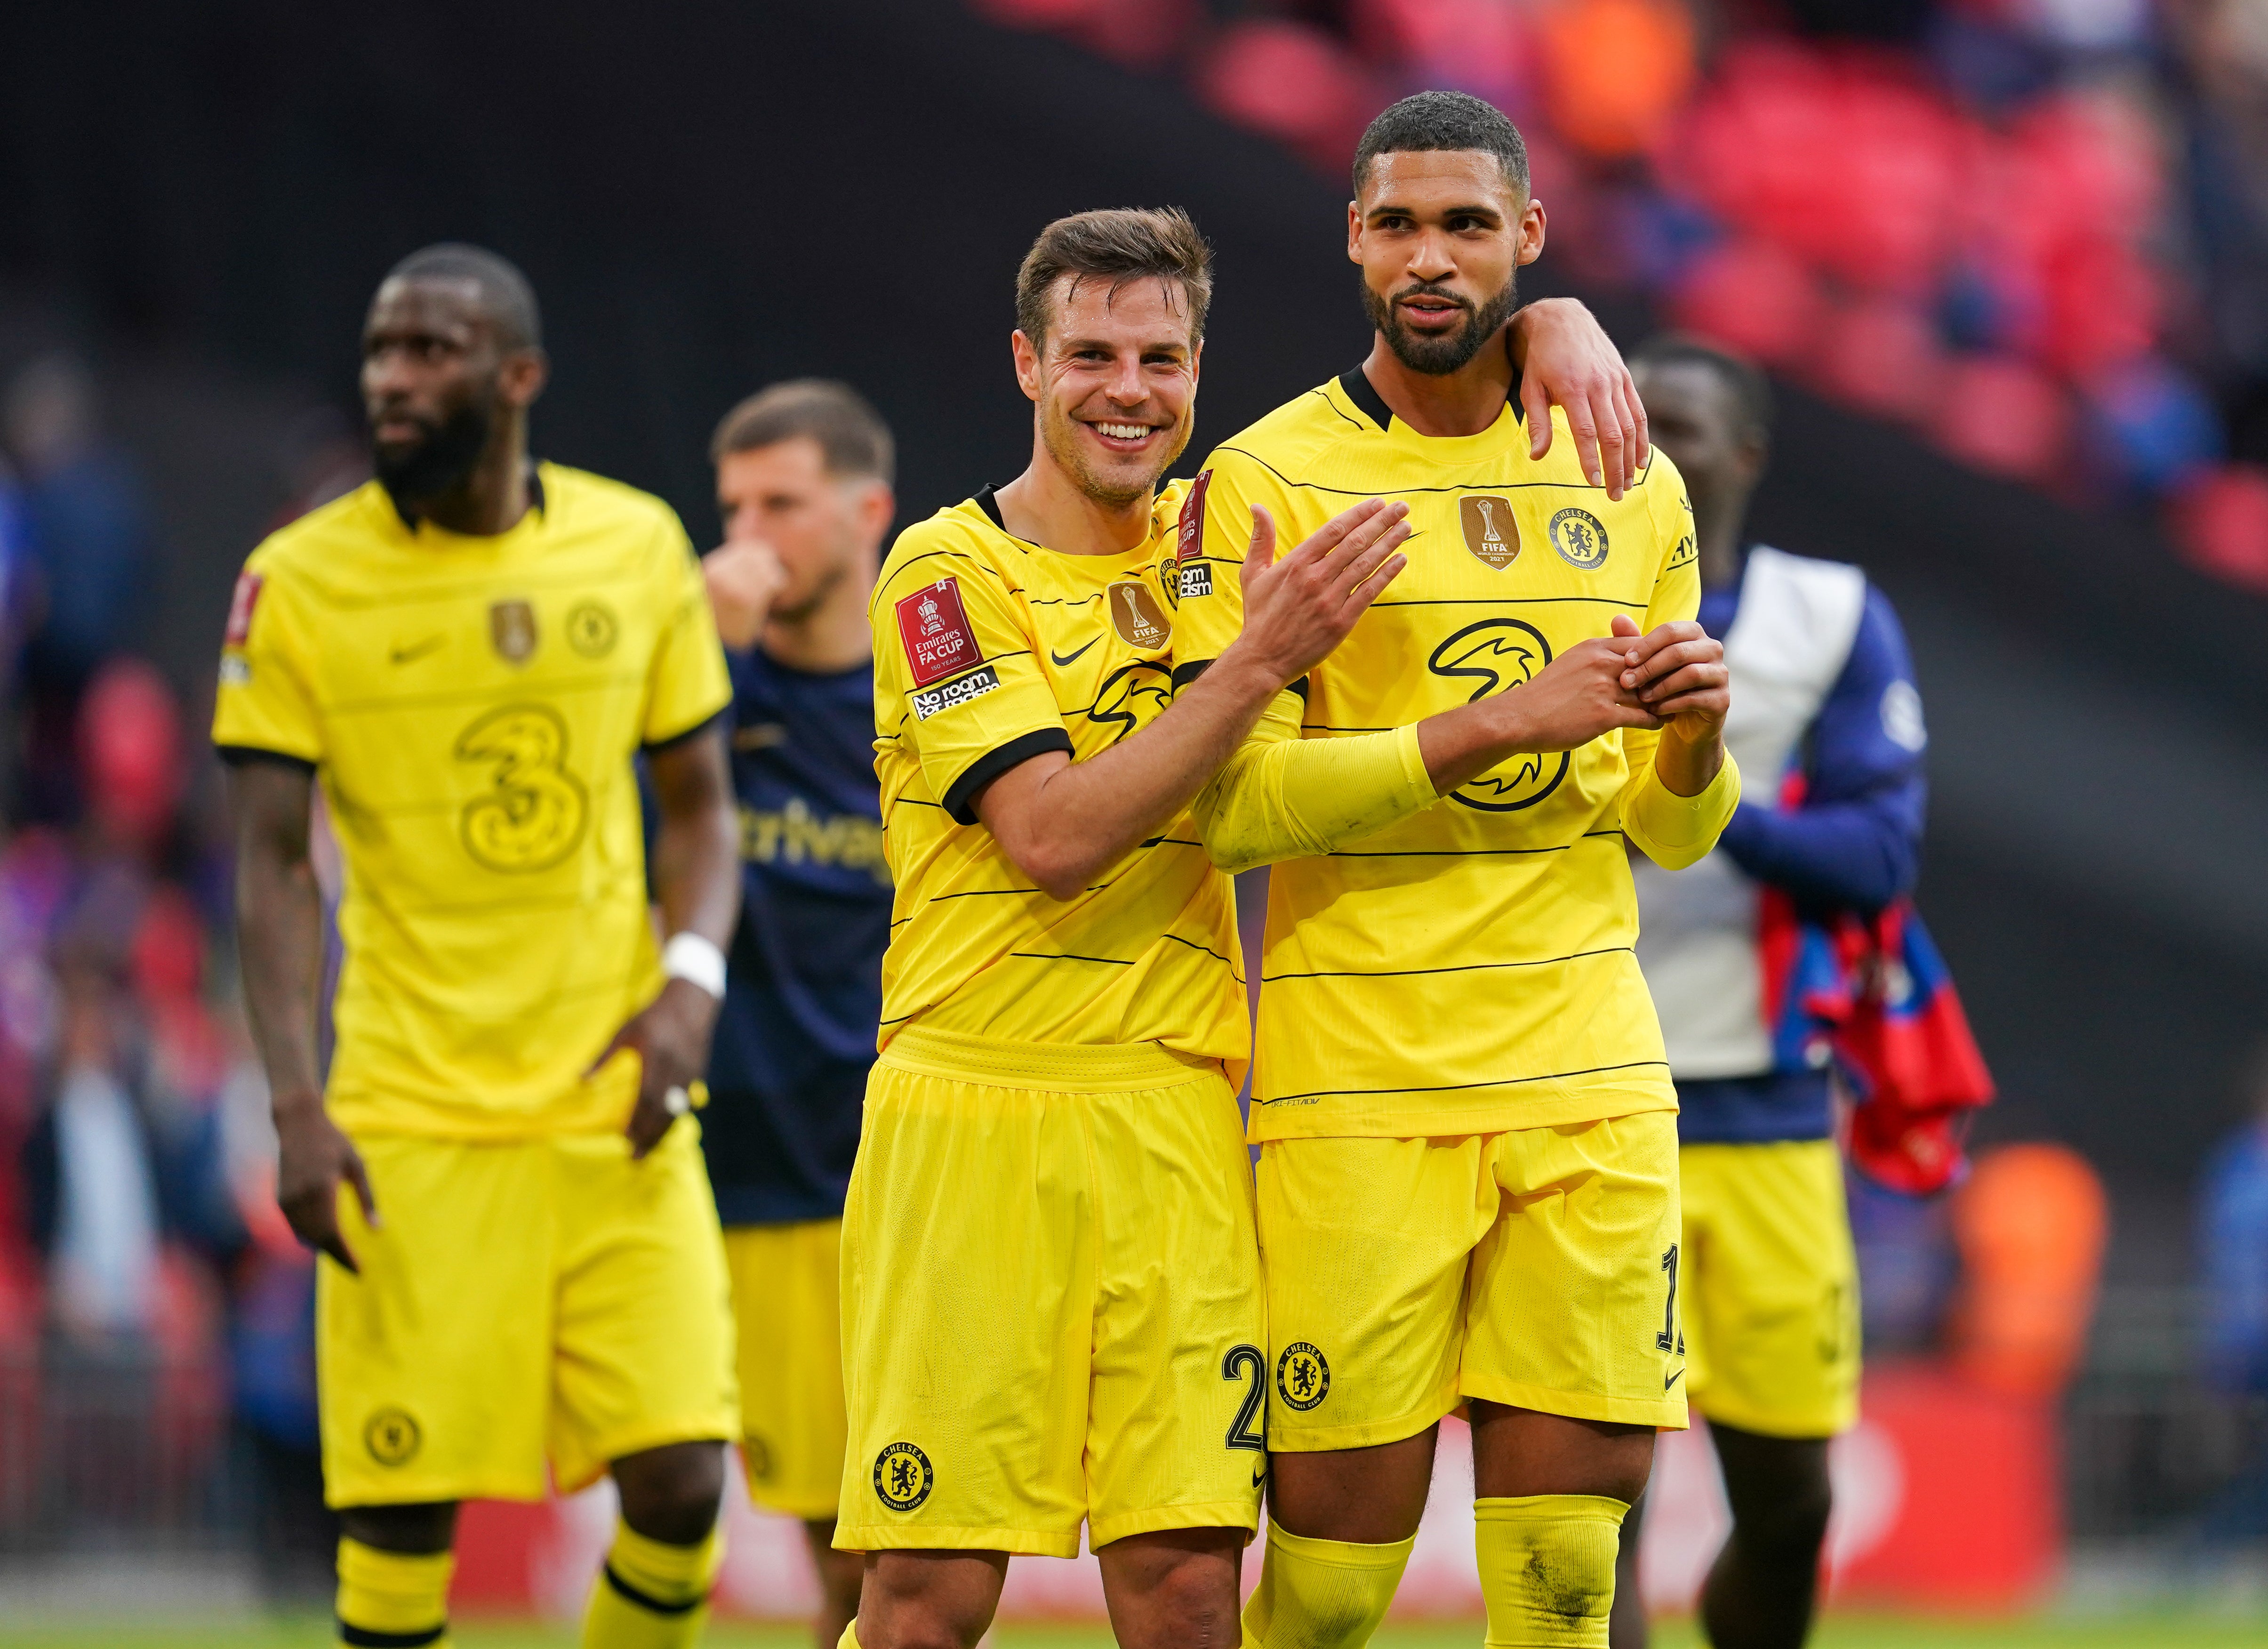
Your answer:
[839,204,1639,1649]
[1173,91,1738,1649]
[697,380,896,1648]
[218,244,743,1649]
[1619,336,1929,1649]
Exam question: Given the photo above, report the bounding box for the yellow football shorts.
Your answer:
[723,1218,847,1520]
[320,1122,739,1508]
[835,1026,1266,1558]
[1679,1140,1861,1439]
[1256,1111,1688,1450]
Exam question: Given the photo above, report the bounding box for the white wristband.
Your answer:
[662,932,727,1000]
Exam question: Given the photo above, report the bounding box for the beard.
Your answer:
[1364,268,1520,377]
[1039,398,1192,510]
[372,400,493,506]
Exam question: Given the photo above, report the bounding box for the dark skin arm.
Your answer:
[229,759,376,1273]
[587,724,739,1158]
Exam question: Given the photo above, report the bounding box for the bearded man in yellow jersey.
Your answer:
[840,207,1652,1649]
[217,245,743,1649]
[1172,92,1742,1649]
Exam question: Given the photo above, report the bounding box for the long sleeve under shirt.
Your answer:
[1676,562,1928,1143]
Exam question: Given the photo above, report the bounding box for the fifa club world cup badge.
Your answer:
[895,578,978,687]
[490,598,539,664]
[1460,494,1520,570]
[1107,580,1172,651]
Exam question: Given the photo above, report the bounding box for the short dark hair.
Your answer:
[1015,207,1213,351]
[383,243,543,351]
[1354,90,1531,200]
[1632,334,1775,442]
[709,379,895,485]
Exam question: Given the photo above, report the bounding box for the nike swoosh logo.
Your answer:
[1665,1368,1685,1392]
[390,636,445,665]
[1252,1464,1269,1487]
[1049,637,1100,668]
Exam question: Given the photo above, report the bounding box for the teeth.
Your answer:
[1096,422,1152,440]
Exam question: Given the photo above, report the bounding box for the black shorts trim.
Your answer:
[940,728,1074,825]
[214,743,318,775]
[339,1622,446,1648]
[603,1562,705,1616]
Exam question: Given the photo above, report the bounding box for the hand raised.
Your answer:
[704,539,789,651]
[1229,499,1410,686]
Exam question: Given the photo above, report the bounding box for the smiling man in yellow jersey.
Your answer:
[840,207,1657,1649]
[1174,93,1741,1649]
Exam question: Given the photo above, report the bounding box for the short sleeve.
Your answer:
[641,516,733,748]
[872,530,1071,825]
[211,557,323,768]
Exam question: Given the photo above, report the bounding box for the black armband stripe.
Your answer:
[215,743,318,774]
[642,707,729,755]
[940,729,1074,826]
[1169,659,1307,702]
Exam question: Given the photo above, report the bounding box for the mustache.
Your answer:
[370,400,493,502]
[1391,281,1475,316]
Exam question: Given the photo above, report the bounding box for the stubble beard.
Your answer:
[1364,268,1520,377]
[1041,399,1191,511]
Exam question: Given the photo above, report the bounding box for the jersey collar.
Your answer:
[1336,366,1525,464]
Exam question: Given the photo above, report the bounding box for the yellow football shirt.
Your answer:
[1175,370,1735,1140]
[870,482,1247,1079]
[211,465,732,1139]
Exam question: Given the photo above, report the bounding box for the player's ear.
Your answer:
[1346,199,1363,264]
[502,347,549,409]
[1010,329,1042,404]
[858,481,896,546]
[1517,199,1547,268]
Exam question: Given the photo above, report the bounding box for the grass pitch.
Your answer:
[5,1617,2268,1648]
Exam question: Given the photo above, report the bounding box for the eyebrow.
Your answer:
[1367,199,1506,220]
[1056,336,1189,355]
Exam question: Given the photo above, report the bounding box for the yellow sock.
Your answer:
[1474,1495,1628,1648]
[581,1520,724,1649]
[1241,1520,1415,1649]
[335,1536,454,1648]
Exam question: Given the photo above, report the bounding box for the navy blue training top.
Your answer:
[700,647,890,1224]
[1675,557,1928,1145]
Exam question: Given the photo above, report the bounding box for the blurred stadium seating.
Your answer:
[975,0,2268,590]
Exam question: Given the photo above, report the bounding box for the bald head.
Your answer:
[379,243,542,353]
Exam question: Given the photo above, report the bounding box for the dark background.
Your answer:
[5,0,2263,1256]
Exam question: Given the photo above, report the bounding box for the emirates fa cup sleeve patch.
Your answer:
[224,571,265,646]
[896,578,980,687]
